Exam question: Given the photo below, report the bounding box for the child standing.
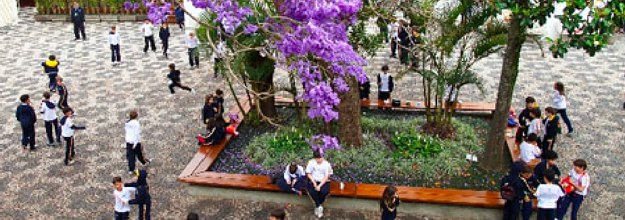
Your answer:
[108,26,122,65]
[541,107,560,152]
[167,64,194,94]
[60,107,86,165]
[306,150,333,218]
[213,40,225,78]
[554,82,574,136]
[125,169,151,220]
[202,95,217,126]
[141,19,156,54]
[377,65,394,109]
[174,3,185,30]
[527,108,542,140]
[41,92,61,147]
[56,76,69,110]
[159,23,170,58]
[557,159,590,220]
[113,176,135,220]
[125,110,151,174]
[534,170,563,220]
[516,96,537,142]
[41,55,60,92]
[16,94,37,150]
[276,163,306,195]
[186,32,200,69]
[533,150,561,184]
[380,185,400,220]
[519,133,541,163]
[215,89,224,115]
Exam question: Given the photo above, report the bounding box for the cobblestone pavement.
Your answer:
[0,8,623,220]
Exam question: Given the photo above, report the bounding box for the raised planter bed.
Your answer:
[100,15,119,21]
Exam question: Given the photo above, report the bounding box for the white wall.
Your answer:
[0,0,19,27]
[183,0,205,32]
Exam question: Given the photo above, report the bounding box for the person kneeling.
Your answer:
[277,163,306,196]
[306,150,333,218]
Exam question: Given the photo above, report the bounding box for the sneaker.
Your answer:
[46,142,55,147]
[145,159,153,166]
[191,88,196,94]
[314,207,320,218]
[74,38,80,41]
[566,132,574,137]
[29,147,37,152]
[67,160,75,165]
[22,145,28,150]
[319,205,324,217]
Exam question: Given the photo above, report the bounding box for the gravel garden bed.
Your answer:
[210,107,505,191]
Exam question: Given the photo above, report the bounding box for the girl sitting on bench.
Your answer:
[197,116,226,145]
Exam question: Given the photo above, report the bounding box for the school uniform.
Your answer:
[535,183,564,220]
[125,170,151,220]
[377,72,394,101]
[61,115,85,165]
[187,37,200,67]
[108,31,121,63]
[519,141,541,163]
[57,83,69,110]
[515,107,532,142]
[159,26,170,58]
[556,170,590,220]
[41,100,61,145]
[215,96,224,115]
[381,197,400,220]
[541,115,560,152]
[276,165,306,194]
[398,26,410,65]
[202,103,217,124]
[167,70,192,94]
[114,186,136,220]
[125,119,149,172]
[213,41,226,77]
[16,103,37,149]
[305,159,333,208]
[142,23,156,53]
[359,75,371,100]
[388,22,399,58]
[175,6,185,29]
[41,59,59,91]
[553,91,573,134]
[520,175,540,220]
[70,6,86,40]
[533,160,561,184]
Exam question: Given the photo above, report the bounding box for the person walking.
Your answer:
[186,32,200,69]
[60,107,86,165]
[16,94,37,151]
[141,19,156,54]
[56,76,69,110]
[167,63,195,94]
[175,3,185,30]
[125,169,151,220]
[70,1,86,41]
[553,82,574,136]
[125,110,151,174]
[108,26,122,65]
[41,92,61,147]
[41,55,60,92]
[212,40,225,78]
[159,23,170,59]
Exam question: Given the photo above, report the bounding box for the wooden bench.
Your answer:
[274,96,496,114]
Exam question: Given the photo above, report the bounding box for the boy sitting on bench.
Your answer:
[276,163,306,195]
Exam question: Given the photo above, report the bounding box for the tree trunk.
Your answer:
[245,52,276,118]
[338,76,363,147]
[251,76,277,118]
[481,15,525,171]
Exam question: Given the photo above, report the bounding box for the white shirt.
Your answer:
[142,23,153,36]
[283,165,305,181]
[535,183,564,209]
[187,37,198,48]
[61,116,74,137]
[553,91,567,109]
[305,160,333,183]
[528,118,542,135]
[379,73,390,92]
[124,119,141,144]
[213,41,226,59]
[388,22,399,40]
[113,187,136,212]
[108,32,121,45]
[519,141,541,163]
[40,100,57,121]
[569,170,590,196]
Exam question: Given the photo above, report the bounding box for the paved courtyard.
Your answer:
[0,8,624,220]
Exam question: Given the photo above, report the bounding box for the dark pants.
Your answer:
[114,211,129,220]
[58,96,68,110]
[521,200,533,220]
[502,200,521,220]
[537,208,556,220]
[73,22,86,40]
[557,109,573,133]
[557,194,584,220]
[399,45,409,65]
[21,124,36,149]
[276,176,306,194]
[44,119,61,144]
[110,44,121,62]
[306,181,330,207]
[48,73,58,91]
[541,136,556,153]
[143,36,156,53]
[126,143,148,172]
[162,40,169,57]
[130,202,151,220]
[177,19,184,29]
[64,136,75,165]
[213,58,222,77]
[168,82,192,94]
[188,48,199,67]
[390,39,397,57]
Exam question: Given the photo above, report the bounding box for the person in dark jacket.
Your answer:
[42,55,60,92]
[167,64,194,94]
[516,96,537,143]
[56,76,69,109]
[214,89,224,115]
[16,94,37,150]
[408,27,422,68]
[521,168,540,220]
[398,20,410,65]
[542,107,560,152]
[174,4,185,30]
[125,169,151,220]
[70,1,86,41]
[197,116,226,145]
[359,75,371,100]
[502,161,525,220]
[159,23,170,58]
[534,150,561,184]
[202,95,218,126]
[380,185,400,220]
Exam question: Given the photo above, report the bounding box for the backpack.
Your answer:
[500,175,517,201]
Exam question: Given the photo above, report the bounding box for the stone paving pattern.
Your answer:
[0,8,623,220]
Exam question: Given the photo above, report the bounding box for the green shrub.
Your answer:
[391,131,443,159]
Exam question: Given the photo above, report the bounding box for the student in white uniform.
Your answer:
[557,159,590,220]
[108,26,122,65]
[41,92,61,146]
[377,65,394,108]
[306,150,333,218]
[535,169,564,220]
[60,107,85,166]
[519,133,541,163]
[141,19,156,54]
[276,163,306,195]
[554,82,573,136]
[113,176,136,220]
[125,110,151,174]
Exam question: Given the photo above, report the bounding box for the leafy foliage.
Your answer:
[391,131,443,159]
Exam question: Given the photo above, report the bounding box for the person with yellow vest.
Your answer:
[41,55,60,92]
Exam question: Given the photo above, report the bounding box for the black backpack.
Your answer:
[500,175,517,201]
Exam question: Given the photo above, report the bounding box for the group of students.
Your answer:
[502,82,589,220]
[386,19,422,67]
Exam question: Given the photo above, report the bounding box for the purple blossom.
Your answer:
[123,1,132,11]
[308,135,341,156]
[243,24,258,34]
[133,3,140,11]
